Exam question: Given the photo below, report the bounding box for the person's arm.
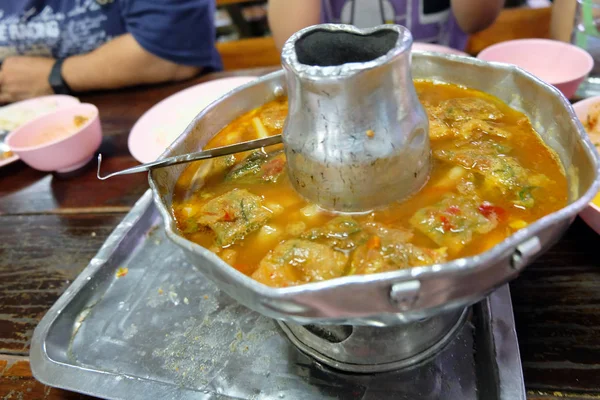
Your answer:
[268,0,321,51]
[0,35,200,103]
[63,33,200,92]
[0,0,219,103]
[451,0,505,34]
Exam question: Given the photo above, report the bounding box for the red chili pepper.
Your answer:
[478,202,506,222]
[262,157,285,178]
[222,210,235,222]
[439,215,453,231]
[446,205,461,215]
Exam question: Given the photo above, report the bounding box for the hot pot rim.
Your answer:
[148,52,600,319]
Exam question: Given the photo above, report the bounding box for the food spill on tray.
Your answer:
[116,267,129,278]
[172,80,568,288]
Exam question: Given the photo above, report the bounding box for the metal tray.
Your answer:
[31,190,526,400]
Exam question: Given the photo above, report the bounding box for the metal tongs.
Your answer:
[96,134,282,180]
[0,129,11,155]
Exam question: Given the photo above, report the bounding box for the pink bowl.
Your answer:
[477,39,594,99]
[580,204,600,235]
[6,104,102,173]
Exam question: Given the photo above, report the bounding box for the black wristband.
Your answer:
[48,59,73,95]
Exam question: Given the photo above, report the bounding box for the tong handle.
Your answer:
[97,134,283,180]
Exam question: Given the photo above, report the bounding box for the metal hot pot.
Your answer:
[149,24,599,371]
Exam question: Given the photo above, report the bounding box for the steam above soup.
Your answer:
[172,81,567,288]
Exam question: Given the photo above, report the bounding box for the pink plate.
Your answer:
[412,42,469,57]
[572,96,600,235]
[0,95,80,168]
[128,76,258,163]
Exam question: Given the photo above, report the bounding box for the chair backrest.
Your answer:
[466,6,551,55]
[215,4,552,69]
[216,37,281,70]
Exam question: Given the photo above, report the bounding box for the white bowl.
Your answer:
[572,96,600,234]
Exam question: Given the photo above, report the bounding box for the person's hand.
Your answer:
[0,56,55,104]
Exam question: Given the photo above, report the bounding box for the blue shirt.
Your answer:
[0,0,222,71]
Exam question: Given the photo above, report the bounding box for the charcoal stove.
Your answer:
[277,307,468,373]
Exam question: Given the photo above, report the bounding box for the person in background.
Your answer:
[268,0,505,51]
[0,0,222,103]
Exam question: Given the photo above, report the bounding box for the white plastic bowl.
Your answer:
[572,96,600,235]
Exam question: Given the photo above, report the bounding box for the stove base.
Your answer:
[278,307,469,373]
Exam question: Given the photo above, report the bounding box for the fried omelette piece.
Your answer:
[251,239,348,287]
[348,222,446,275]
[434,141,550,207]
[410,193,500,254]
[196,189,271,246]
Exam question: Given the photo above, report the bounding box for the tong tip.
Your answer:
[96,154,108,180]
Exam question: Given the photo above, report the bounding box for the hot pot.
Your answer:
[148,25,600,330]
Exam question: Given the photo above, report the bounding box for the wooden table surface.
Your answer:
[2,64,600,400]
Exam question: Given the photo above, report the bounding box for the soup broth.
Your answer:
[172,81,567,288]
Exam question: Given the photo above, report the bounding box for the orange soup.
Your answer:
[172,81,568,288]
[26,115,89,147]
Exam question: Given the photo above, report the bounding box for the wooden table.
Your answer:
[1,66,600,400]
